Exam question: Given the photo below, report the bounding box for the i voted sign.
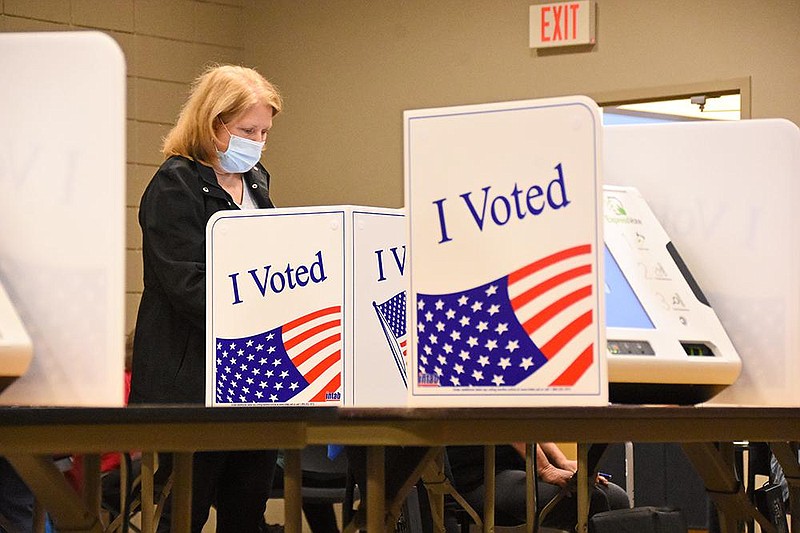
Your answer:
[206,206,408,407]
[206,208,345,406]
[404,96,607,406]
[350,210,409,407]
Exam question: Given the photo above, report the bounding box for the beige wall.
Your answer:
[3,0,799,335]
[244,0,800,210]
[1,0,246,332]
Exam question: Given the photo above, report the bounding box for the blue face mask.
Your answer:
[216,123,265,173]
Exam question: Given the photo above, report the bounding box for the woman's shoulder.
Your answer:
[157,155,198,175]
[150,156,210,187]
[141,156,207,202]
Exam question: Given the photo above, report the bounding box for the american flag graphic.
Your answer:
[415,244,595,388]
[214,305,342,404]
[373,291,408,387]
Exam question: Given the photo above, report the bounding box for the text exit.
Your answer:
[530,1,596,49]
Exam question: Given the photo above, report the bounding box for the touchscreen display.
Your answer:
[605,244,655,329]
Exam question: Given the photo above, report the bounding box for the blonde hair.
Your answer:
[162,64,283,167]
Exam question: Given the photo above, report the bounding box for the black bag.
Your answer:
[754,482,789,533]
[589,506,688,533]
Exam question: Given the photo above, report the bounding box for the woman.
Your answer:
[447,443,630,531]
[130,64,282,532]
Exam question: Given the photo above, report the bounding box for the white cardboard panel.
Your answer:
[206,206,407,407]
[604,119,800,406]
[0,32,126,406]
[350,210,409,406]
[405,96,607,406]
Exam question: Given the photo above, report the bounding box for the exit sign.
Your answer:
[530,1,596,49]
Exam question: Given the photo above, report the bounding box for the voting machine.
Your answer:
[604,185,741,404]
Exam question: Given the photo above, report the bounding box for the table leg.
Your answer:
[525,443,535,533]
[283,448,303,533]
[483,445,495,533]
[681,442,776,533]
[6,454,103,532]
[81,454,101,525]
[367,446,386,532]
[388,447,440,524]
[624,442,635,505]
[170,452,193,533]
[141,453,155,533]
[420,447,481,532]
[422,449,446,533]
[32,498,47,533]
[576,443,589,533]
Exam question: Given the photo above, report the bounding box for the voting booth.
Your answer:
[603,185,741,404]
[206,206,408,407]
[404,96,607,407]
[0,32,126,406]
[605,119,800,406]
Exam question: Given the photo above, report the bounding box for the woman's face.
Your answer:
[215,103,274,151]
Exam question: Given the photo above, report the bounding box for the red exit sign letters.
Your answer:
[530,1,596,49]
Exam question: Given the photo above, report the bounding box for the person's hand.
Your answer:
[538,463,576,489]
[595,472,610,486]
[560,459,578,474]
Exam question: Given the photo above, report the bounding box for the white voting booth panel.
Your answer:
[0,32,126,406]
[605,119,800,406]
[405,96,607,407]
[603,185,741,404]
[206,206,408,407]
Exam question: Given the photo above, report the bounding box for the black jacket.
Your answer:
[130,155,274,404]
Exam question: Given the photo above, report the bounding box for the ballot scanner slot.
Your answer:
[682,342,714,357]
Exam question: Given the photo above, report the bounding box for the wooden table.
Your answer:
[2,405,798,532]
